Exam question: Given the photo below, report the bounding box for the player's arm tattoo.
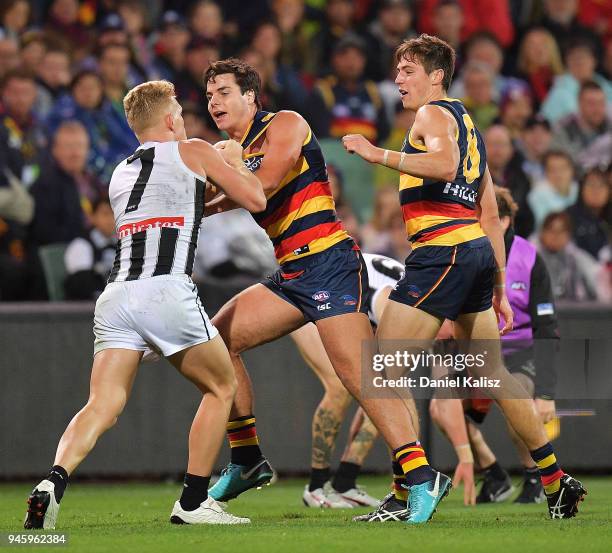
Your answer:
[311,407,342,467]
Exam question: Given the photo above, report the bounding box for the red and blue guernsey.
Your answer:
[400,98,487,248]
[241,111,349,265]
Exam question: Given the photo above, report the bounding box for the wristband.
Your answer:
[494,284,506,289]
[496,267,506,273]
[399,152,407,171]
[383,149,389,165]
[455,444,474,463]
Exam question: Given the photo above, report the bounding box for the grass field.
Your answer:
[1,476,610,553]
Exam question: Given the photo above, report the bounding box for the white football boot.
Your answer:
[24,480,60,530]
[170,496,251,524]
[302,483,355,508]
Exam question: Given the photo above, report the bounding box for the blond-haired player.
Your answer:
[24,80,266,529]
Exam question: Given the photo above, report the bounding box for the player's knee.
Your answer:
[210,374,238,405]
[85,397,125,430]
[324,382,351,408]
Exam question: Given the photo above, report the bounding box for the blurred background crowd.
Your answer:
[0,0,610,303]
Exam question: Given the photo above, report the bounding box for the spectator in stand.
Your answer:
[250,20,307,111]
[44,0,93,61]
[0,145,34,301]
[461,61,499,131]
[449,32,523,102]
[485,125,534,237]
[517,115,553,184]
[498,82,533,139]
[0,34,19,80]
[419,0,514,48]
[540,40,612,124]
[309,0,357,77]
[151,10,190,82]
[566,168,611,261]
[188,0,231,53]
[382,210,412,262]
[19,31,48,75]
[0,69,47,188]
[270,0,312,74]
[528,150,579,229]
[578,0,612,44]
[539,0,602,56]
[0,0,29,40]
[534,212,602,301]
[431,0,464,51]
[97,42,139,149]
[29,121,103,247]
[64,196,117,300]
[360,186,399,254]
[46,70,138,181]
[117,0,155,80]
[515,27,564,108]
[552,81,612,173]
[364,0,416,82]
[175,36,220,105]
[306,34,389,144]
[34,47,71,119]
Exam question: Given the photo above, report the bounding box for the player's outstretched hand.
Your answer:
[493,291,514,335]
[215,139,244,167]
[342,134,379,163]
[453,461,476,506]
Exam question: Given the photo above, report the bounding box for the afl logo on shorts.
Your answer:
[406,285,421,298]
[312,290,330,302]
[511,281,527,290]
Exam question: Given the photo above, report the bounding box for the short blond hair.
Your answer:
[123,80,177,134]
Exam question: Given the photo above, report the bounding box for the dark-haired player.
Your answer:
[202,59,429,521]
[343,34,586,520]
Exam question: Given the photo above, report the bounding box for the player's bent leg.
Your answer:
[456,308,586,518]
[166,337,250,525]
[290,323,355,507]
[25,349,142,530]
[209,284,305,501]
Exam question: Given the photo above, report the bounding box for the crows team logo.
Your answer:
[341,295,357,306]
[312,291,330,302]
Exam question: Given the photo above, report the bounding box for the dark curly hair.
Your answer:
[203,58,262,110]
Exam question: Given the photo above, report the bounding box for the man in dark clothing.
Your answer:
[29,121,102,247]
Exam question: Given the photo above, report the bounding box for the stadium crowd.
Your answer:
[0,0,610,302]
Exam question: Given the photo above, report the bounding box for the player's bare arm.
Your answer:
[342,105,459,182]
[179,138,266,213]
[477,167,513,334]
[255,110,309,193]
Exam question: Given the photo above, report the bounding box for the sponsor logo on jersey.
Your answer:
[312,290,330,302]
[244,155,264,173]
[317,302,332,311]
[442,182,477,203]
[294,244,310,256]
[511,281,527,290]
[406,284,421,298]
[341,294,357,306]
[118,216,184,238]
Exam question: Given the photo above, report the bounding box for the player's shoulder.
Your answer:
[268,110,309,133]
[180,138,212,151]
[415,103,456,125]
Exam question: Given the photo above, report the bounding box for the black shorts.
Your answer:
[264,239,369,322]
[389,237,496,320]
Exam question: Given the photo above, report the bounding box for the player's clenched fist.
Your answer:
[342,134,380,163]
[214,139,244,167]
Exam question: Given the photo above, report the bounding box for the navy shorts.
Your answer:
[264,239,369,322]
[389,236,495,320]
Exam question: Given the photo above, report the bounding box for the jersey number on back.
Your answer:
[125,147,156,213]
[462,114,481,184]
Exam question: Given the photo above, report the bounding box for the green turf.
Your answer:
[1,476,610,553]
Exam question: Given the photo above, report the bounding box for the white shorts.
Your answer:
[93,275,218,357]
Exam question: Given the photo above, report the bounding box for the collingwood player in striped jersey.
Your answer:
[24,80,266,529]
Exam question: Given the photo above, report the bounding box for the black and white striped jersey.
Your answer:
[107,141,206,283]
[363,253,405,325]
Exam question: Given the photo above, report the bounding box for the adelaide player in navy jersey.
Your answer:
[342,34,586,522]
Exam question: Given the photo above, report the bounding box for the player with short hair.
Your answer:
[430,185,560,505]
[202,59,431,521]
[342,34,586,520]
[24,80,266,529]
